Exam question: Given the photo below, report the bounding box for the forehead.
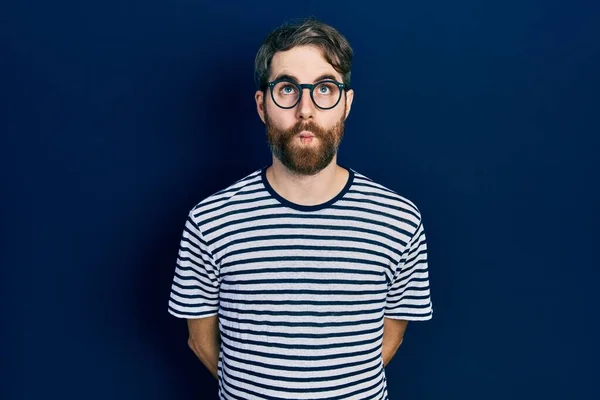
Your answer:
[269,45,342,82]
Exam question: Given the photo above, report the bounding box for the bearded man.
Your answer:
[168,17,433,400]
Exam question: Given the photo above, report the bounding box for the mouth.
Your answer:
[298,130,315,137]
[297,131,316,144]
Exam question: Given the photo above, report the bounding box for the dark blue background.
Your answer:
[2,1,599,399]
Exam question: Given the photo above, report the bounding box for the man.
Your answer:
[168,17,433,399]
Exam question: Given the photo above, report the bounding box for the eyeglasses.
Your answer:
[267,79,346,110]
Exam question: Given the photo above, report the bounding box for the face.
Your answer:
[255,45,354,176]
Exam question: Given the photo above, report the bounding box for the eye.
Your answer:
[318,85,330,94]
[315,82,338,96]
[280,84,297,95]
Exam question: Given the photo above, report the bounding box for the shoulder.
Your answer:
[188,167,265,226]
[349,168,423,229]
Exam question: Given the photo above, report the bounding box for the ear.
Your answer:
[344,89,354,120]
[255,90,266,124]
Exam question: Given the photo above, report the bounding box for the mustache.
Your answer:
[284,121,327,138]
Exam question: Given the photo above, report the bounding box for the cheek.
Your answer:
[323,110,345,127]
[267,107,297,128]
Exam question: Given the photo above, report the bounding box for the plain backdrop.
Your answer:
[2,0,599,399]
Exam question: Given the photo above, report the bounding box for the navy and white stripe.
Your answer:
[169,166,433,399]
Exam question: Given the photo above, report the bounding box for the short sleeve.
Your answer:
[168,210,220,318]
[385,221,433,321]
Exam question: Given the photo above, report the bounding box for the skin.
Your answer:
[187,315,219,379]
[187,45,408,379]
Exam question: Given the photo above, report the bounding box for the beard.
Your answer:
[265,108,346,176]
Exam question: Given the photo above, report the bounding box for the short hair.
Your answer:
[254,17,353,91]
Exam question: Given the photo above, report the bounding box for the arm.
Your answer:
[187,315,220,379]
[382,317,408,366]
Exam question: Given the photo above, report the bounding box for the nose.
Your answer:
[296,87,315,119]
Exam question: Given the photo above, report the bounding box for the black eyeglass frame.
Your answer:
[266,79,347,110]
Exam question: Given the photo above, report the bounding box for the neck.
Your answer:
[266,157,349,206]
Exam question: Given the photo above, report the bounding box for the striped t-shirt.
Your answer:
[168,165,433,399]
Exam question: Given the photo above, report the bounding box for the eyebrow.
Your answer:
[272,73,340,83]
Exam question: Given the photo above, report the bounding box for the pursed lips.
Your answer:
[297,131,315,143]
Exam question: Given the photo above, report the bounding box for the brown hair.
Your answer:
[254,17,353,90]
